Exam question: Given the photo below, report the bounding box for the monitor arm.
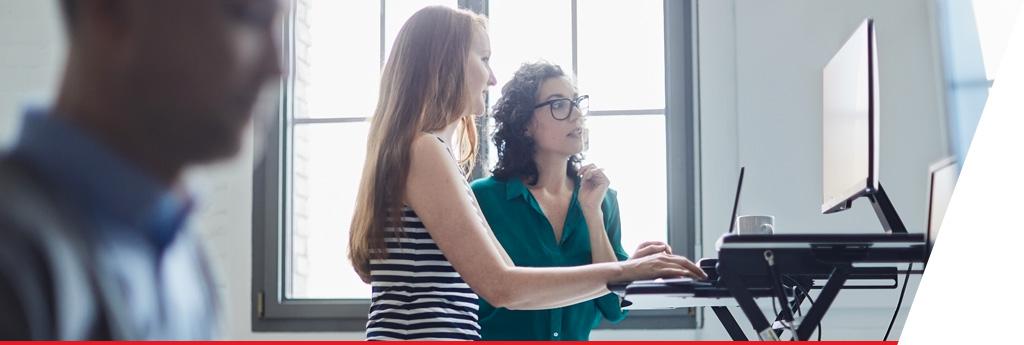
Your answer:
[867,183,908,233]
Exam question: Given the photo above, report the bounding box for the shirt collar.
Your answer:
[504,174,582,201]
[505,177,531,201]
[10,108,193,251]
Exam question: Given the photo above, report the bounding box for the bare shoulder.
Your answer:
[405,132,474,222]
[409,133,452,169]
[411,132,444,151]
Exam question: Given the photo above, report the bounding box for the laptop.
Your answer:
[608,167,748,295]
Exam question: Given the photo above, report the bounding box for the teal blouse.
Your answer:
[470,176,630,340]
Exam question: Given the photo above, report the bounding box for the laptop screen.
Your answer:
[727,167,745,234]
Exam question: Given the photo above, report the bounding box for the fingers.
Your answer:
[649,268,707,281]
[657,268,689,278]
[633,243,671,258]
[578,164,607,184]
[662,254,707,279]
[582,167,599,182]
[672,269,705,279]
[623,254,709,281]
[655,266,707,280]
[633,245,659,258]
[578,164,595,179]
[636,241,673,255]
[636,241,663,250]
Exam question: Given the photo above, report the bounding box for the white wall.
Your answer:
[700,0,948,254]
[0,0,64,148]
[0,0,948,340]
[695,0,948,339]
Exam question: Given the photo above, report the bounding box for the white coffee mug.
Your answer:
[736,215,774,235]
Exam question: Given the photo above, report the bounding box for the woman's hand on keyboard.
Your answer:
[632,241,673,258]
[617,252,707,282]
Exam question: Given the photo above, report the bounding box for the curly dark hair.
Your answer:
[490,61,582,185]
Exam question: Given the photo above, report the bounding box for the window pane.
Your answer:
[301,0,381,118]
[289,122,370,299]
[971,0,1024,80]
[383,0,459,62]
[583,115,667,254]
[489,0,573,104]
[577,0,664,111]
[482,116,498,173]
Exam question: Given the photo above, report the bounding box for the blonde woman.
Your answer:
[348,6,705,341]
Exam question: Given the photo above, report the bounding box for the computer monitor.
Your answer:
[926,157,958,262]
[821,19,907,233]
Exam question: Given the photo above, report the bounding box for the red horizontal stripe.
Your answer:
[0,339,897,341]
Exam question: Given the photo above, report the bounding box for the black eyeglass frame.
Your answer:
[532,94,590,120]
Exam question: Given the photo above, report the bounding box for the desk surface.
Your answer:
[612,278,741,310]
[622,294,738,310]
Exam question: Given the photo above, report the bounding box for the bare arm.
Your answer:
[578,164,618,264]
[406,135,700,310]
[582,209,618,263]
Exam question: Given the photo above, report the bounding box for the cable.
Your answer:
[791,286,803,317]
[769,298,798,339]
[884,263,913,341]
[800,286,822,341]
[783,276,821,341]
[801,285,821,341]
[764,250,797,335]
[771,289,779,317]
[765,251,797,339]
[768,275,786,339]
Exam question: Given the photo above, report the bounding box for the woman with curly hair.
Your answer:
[470,61,679,340]
[349,7,704,340]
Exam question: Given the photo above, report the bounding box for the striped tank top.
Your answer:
[365,206,481,341]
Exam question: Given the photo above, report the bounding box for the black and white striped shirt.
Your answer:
[366,207,481,341]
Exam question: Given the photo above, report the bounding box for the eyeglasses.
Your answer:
[533,95,590,121]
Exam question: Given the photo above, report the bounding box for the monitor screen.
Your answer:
[927,157,958,256]
[822,19,879,214]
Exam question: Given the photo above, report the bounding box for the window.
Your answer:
[937,0,1024,164]
[254,0,699,332]
[292,0,458,301]
[486,0,667,254]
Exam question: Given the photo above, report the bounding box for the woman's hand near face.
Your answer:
[578,163,609,212]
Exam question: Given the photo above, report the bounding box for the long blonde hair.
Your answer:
[349,6,486,278]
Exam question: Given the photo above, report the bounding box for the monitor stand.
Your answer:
[833,182,908,233]
[867,182,907,233]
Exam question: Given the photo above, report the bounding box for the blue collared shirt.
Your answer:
[8,109,218,339]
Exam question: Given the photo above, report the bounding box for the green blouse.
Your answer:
[470,176,630,341]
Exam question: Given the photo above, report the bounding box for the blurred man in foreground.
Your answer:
[0,0,283,339]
